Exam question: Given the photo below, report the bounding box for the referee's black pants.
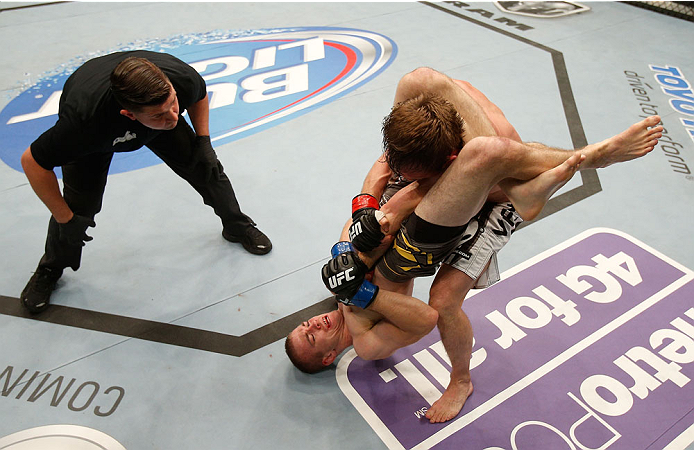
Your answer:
[39,118,253,273]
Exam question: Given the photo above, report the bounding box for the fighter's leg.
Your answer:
[391,68,577,223]
[493,115,662,221]
[424,201,520,422]
[398,68,662,165]
[498,152,584,221]
[500,115,663,176]
[415,111,662,228]
[413,136,566,227]
[425,264,477,423]
[580,115,663,169]
[371,267,414,296]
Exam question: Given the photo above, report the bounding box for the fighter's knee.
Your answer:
[460,136,515,167]
[428,285,462,315]
[421,306,439,335]
[405,300,439,338]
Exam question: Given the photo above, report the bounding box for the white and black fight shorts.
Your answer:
[377,174,523,288]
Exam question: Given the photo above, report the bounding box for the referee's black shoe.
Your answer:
[223,225,272,255]
[20,266,62,314]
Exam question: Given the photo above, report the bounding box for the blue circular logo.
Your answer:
[0,27,397,175]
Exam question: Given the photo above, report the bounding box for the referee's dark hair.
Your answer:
[110,57,172,112]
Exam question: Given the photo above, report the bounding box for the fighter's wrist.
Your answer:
[330,241,354,257]
[351,279,378,308]
[352,194,379,214]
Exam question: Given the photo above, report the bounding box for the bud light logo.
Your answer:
[0,27,397,175]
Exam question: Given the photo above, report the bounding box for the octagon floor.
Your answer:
[0,2,693,449]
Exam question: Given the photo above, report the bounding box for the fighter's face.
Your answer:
[290,309,344,363]
[398,167,441,182]
[395,152,456,182]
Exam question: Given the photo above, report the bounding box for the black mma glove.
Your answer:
[349,194,385,252]
[58,214,96,247]
[322,242,379,309]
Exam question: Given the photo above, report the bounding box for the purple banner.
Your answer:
[337,228,694,449]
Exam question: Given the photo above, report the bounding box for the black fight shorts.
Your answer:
[376,202,523,288]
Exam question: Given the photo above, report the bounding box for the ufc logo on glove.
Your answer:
[349,222,363,241]
[328,268,356,289]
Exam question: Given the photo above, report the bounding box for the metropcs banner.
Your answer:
[0,27,397,175]
[338,228,694,450]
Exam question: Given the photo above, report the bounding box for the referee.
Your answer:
[20,50,272,314]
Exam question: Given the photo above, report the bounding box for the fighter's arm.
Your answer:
[355,156,435,237]
[379,178,435,235]
[344,289,438,361]
[323,242,436,361]
[20,147,73,223]
[359,156,391,199]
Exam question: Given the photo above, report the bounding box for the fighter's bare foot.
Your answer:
[425,380,473,423]
[583,115,663,169]
[503,152,584,221]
